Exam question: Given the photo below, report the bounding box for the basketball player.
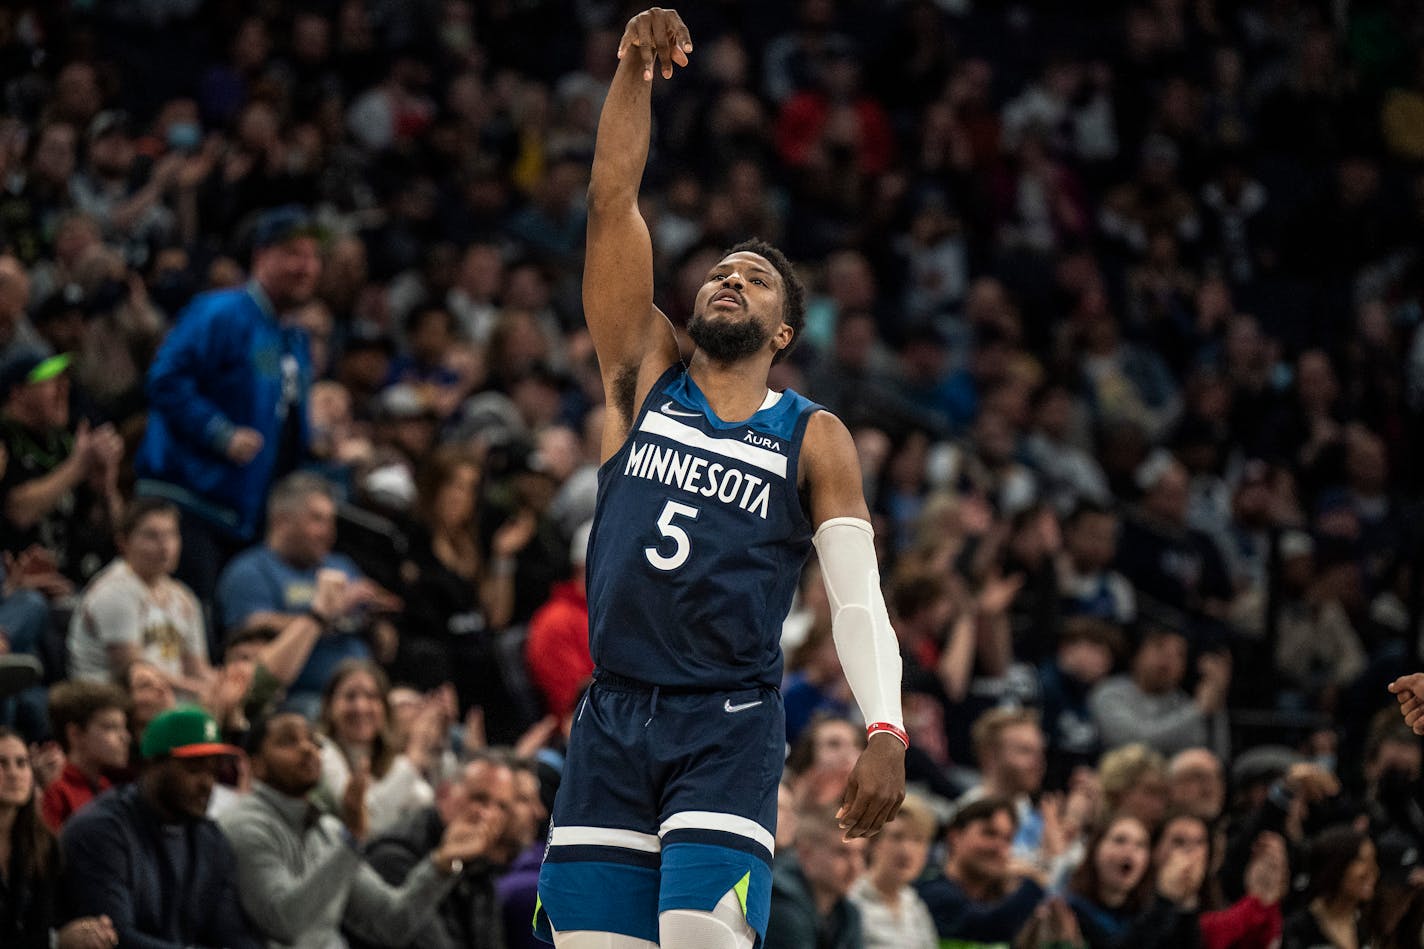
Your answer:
[535,8,906,948]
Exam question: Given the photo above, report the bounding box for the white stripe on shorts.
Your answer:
[549,825,662,853]
[658,811,776,855]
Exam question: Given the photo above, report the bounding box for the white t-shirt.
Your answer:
[69,559,207,682]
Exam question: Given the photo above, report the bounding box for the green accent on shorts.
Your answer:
[733,871,751,918]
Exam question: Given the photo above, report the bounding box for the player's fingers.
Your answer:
[634,19,656,80]
[845,787,892,838]
[838,787,871,837]
[884,790,905,825]
[647,16,671,78]
[850,795,896,839]
[666,17,691,68]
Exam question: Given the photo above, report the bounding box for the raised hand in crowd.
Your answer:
[341,753,371,843]
[1194,652,1232,715]
[1156,844,1208,909]
[1243,832,1289,906]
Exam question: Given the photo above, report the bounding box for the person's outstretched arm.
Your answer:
[803,410,907,839]
[586,8,689,462]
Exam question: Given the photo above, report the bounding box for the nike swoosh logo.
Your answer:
[661,401,701,418]
[724,699,763,713]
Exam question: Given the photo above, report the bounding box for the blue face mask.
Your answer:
[167,122,201,153]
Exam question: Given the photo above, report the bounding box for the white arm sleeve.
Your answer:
[812,516,903,732]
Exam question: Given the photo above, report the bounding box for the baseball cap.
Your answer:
[0,349,71,395]
[87,110,130,145]
[140,705,240,760]
[251,205,323,250]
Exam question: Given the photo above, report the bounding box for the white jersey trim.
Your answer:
[658,810,776,855]
[549,825,662,852]
[639,411,788,478]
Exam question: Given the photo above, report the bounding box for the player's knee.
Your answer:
[658,889,756,949]
[552,930,659,949]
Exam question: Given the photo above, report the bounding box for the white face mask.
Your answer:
[364,463,416,510]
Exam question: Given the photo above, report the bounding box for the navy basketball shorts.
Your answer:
[534,674,784,945]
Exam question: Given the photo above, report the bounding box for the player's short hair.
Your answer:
[48,681,130,752]
[723,238,805,365]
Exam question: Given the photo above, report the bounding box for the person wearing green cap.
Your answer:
[58,705,261,949]
[0,346,124,584]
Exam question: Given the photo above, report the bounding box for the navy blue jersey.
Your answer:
[586,363,822,690]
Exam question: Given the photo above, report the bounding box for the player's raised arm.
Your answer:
[801,410,908,839]
[584,8,689,436]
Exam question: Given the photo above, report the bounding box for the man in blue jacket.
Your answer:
[135,205,321,608]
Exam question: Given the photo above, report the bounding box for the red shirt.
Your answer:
[41,761,111,831]
[526,580,592,720]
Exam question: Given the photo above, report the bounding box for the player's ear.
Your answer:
[772,321,794,355]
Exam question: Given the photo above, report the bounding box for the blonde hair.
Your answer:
[971,707,1041,763]
[888,793,937,841]
[1098,743,1167,802]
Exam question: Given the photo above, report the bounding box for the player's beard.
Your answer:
[688,309,770,363]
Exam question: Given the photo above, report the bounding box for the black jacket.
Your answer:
[59,785,259,949]
[351,806,504,949]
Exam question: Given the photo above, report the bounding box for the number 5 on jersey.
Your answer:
[646,500,700,571]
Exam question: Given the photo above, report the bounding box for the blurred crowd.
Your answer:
[1,0,1424,946]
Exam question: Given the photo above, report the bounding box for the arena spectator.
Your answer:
[402,446,530,738]
[764,805,866,949]
[0,256,45,363]
[1090,625,1231,760]
[848,793,938,949]
[216,472,397,710]
[1114,452,1233,622]
[0,727,118,949]
[1098,744,1171,832]
[1038,618,1120,785]
[957,708,1051,861]
[917,797,1046,945]
[1283,825,1379,949]
[1167,748,1228,825]
[1057,503,1135,626]
[0,349,122,583]
[59,706,257,948]
[497,758,553,949]
[218,711,488,949]
[40,681,129,831]
[783,714,866,811]
[68,499,211,696]
[135,205,322,603]
[524,521,592,722]
[1065,812,1203,948]
[317,659,435,836]
[357,753,515,949]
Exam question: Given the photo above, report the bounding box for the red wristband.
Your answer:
[867,722,909,749]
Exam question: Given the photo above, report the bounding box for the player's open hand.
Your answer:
[836,732,905,840]
[1389,673,1424,735]
[618,8,692,81]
